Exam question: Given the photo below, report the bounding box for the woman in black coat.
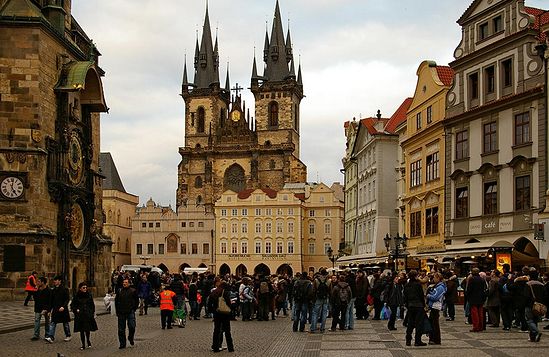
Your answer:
[70,282,98,350]
[208,278,235,353]
[403,270,427,346]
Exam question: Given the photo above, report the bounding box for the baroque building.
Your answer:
[0,0,110,298]
[444,0,548,268]
[176,1,307,212]
[100,153,138,270]
[340,102,410,266]
[131,199,215,273]
[402,61,453,258]
[214,183,343,277]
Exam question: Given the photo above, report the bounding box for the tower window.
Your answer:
[195,176,203,188]
[269,101,279,127]
[197,107,205,133]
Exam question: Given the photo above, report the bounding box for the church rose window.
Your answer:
[224,164,245,193]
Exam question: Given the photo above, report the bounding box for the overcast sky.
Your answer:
[72,0,547,207]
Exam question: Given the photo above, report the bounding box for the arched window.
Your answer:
[117,210,121,224]
[269,101,279,127]
[195,176,203,188]
[224,164,246,193]
[197,107,205,133]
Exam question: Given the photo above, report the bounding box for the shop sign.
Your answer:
[228,254,250,259]
[416,244,446,253]
[495,252,512,273]
[261,254,286,260]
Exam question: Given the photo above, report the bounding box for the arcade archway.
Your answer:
[276,263,293,277]
[219,263,231,276]
[254,263,271,277]
[236,264,248,277]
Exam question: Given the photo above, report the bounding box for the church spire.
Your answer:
[263,0,291,82]
[182,54,190,93]
[193,2,220,88]
[297,60,303,87]
[225,63,230,92]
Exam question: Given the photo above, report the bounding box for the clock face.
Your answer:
[68,133,84,185]
[1,176,24,199]
[69,204,85,249]
[230,110,241,122]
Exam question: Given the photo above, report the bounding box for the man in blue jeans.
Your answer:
[310,269,331,333]
[115,278,139,349]
[293,272,312,332]
[31,277,51,340]
[45,275,71,343]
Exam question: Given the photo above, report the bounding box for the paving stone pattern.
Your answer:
[0,303,548,356]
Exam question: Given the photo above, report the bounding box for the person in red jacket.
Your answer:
[159,285,176,329]
[24,271,38,306]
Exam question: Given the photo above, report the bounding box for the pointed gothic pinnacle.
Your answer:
[225,63,230,91]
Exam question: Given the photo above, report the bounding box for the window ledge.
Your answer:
[481,150,499,157]
[512,142,532,149]
[453,157,470,164]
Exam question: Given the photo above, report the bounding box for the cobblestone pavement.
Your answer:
[0,307,548,357]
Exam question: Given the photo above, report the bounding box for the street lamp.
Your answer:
[384,233,408,271]
[326,247,337,270]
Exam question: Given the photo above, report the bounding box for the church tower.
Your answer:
[251,0,304,161]
[177,1,307,211]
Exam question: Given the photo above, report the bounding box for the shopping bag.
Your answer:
[420,313,432,335]
[380,305,391,320]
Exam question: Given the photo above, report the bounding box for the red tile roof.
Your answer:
[385,97,413,133]
[436,66,454,87]
[360,117,389,135]
[294,193,306,201]
[525,7,549,42]
[237,188,278,200]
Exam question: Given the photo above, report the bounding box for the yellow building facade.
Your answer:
[401,61,453,257]
[214,183,344,277]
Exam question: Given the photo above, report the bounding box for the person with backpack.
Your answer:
[309,268,331,333]
[257,276,272,321]
[293,271,313,332]
[525,267,546,342]
[330,274,352,331]
[239,277,255,321]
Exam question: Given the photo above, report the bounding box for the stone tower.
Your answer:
[177,1,307,211]
[0,0,111,298]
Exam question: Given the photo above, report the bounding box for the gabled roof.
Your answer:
[385,98,413,133]
[99,153,126,193]
[436,66,454,87]
[525,7,549,41]
[0,0,43,18]
[360,117,389,135]
[237,188,278,200]
[457,0,482,25]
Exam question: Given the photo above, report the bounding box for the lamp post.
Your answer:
[383,233,408,271]
[326,247,337,270]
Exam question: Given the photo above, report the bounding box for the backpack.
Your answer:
[259,281,270,295]
[293,281,309,302]
[338,285,350,304]
[316,278,329,299]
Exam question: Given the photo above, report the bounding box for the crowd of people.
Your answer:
[22,263,549,352]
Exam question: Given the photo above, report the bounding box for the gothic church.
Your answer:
[177,1,307,211]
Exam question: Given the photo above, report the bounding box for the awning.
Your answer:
[337,254,388,265]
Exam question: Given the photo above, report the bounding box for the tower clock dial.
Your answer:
[67,132,84,185]
[230,110,241,122]
[0,176,24,199]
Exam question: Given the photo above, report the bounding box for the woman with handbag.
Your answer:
[426,272,447,345]
[208,277,235,353]
[526,268,546,342]
[70,282,98,350]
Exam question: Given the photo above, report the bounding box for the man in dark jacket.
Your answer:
[115,278,139,349]
[293,272,312,332]
[444,271,458,321]
[208,278,235,353]
[330,274,352,331]
[355,270,369,320]
[387,273,405,331]
[310,268,331,333]
[31,277,51,340]
[466,268,487,332]
[525,268,546,342]
[45,275,71,343]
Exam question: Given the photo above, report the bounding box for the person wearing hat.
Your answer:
[24,271,38,306]
[45,275,71,343]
